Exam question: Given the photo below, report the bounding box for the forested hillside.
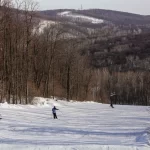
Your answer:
[0,0,150,105]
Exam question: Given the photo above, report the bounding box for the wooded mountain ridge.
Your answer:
[38,9,150,34]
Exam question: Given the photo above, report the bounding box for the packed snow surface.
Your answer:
[58,11,104,24]
[0,98,149,150]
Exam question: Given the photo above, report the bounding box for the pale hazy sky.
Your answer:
[36,0,150,15]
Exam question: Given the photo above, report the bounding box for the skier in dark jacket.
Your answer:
[52,106,59,119]
[110,92,116,108]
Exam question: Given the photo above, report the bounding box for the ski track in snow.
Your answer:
[0,99,149,150]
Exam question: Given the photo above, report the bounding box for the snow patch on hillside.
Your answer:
[34,20,56,33]
[60,11,70,15]
[58,11,104,24]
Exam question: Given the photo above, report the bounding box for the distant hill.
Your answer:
[75,9,150,25]
[36,9,150,37]
[38,9,150,25]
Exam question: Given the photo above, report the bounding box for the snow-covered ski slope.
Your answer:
[0,98,149,150]
[58,11,104,24]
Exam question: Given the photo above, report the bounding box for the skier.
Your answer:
[110,92,116,108]
[52,106,59,119]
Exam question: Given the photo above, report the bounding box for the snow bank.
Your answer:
[0,102,23,109]
[32,97,62,107]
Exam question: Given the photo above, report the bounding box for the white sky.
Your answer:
[36,0,150,15]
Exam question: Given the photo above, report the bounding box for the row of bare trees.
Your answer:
[91,69,150,105]
[0,0,93,103]
[0,0,38,103]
